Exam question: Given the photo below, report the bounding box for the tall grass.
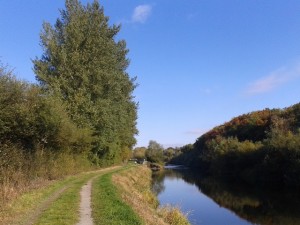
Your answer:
[0,143,92,209]
[158,205,190,225]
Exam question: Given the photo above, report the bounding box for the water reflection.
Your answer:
[152,168,300,225]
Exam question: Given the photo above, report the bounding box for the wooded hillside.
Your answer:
[171,103,300,188]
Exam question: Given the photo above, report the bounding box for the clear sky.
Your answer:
[1,1,300,147]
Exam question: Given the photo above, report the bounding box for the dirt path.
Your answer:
[76,179,93,225]
[76,166,120,225]
[17,166,121,225]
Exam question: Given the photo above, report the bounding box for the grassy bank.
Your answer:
[92,167,143,225]
[0,165,189,225]
[112,165,190,225]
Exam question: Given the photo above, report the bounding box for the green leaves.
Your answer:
[33,0,138,165]
[0,69,93,154]
[146,140,164,163]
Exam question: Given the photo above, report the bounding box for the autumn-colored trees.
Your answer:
[133,141,182,164]
[171,103,300,188]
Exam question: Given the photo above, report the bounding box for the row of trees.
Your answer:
[133,140,181,164]
[1,0,138,205]
[1,0,138,165]
[170,103,300,188]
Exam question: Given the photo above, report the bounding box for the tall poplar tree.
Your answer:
[33,0,138,165]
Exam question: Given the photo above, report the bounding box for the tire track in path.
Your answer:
[21,166,120,225]
[22,186,69,225]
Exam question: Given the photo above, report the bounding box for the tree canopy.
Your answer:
[170,103,300,188]
[33,0,138,165]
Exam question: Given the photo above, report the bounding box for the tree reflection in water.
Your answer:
[152,168,300,225]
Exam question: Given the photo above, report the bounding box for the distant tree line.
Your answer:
[133,140,182,164]
[170,104,300,188]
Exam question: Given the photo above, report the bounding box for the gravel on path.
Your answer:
[76,179,94,225]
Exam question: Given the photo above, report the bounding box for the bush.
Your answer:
[0,69,93,207]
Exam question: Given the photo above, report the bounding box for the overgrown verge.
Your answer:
[0,170,92,225]
[0,70,93,209]
[92,166,143,225]
[112,165,190,225]
[0,144,92,208]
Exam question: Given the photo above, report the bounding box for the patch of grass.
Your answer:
[0,168,105,225]
[34,173,95,225]
[34,167,120,225]
[92,167,143,225]
[0,167,122,225]
[0,176,76,225]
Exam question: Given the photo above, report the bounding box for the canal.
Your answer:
[152,167,300,225]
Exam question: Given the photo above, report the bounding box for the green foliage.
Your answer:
[0,71,92,154]
[135,145,180,163]
[132,147,147,160]
[33,0,138,165]
[0,61,92,207]
[0,0,138,211]
[169,144,202,167]
[146,140,164,163]
[173,102,300,188]
[163,147,177,162]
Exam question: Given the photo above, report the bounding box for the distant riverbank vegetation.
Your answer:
[132,140,184,173]
[170,103,300,188]
[0,0,137,207]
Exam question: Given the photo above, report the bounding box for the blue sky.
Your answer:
[1,1,300,147]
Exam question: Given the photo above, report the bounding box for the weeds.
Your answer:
[0,143,91,210]
[158,205,190,225]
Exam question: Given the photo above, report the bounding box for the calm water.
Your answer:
[152,168,300,225]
